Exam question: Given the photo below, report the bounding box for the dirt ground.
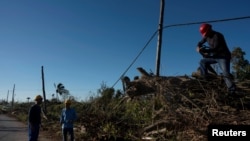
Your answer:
[0,114,60,141]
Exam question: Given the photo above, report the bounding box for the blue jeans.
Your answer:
[28,124,40,141]
[199,57,235,91]
[62,128,74,141]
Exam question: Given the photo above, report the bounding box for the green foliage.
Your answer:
[124,99,153,125]
[46,102,64,120]
[231,47,250,81]
[74,84,155,140]
[11,83,156,140]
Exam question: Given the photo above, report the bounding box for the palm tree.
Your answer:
[54,83,64,102]
[56,83,70,101]
[27,97,30,103]
[56,83,65,95]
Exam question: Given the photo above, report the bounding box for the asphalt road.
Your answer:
[0,114,57,141]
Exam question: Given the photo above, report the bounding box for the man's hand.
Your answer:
[43,115,48,120]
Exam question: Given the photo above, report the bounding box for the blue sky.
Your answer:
[0,0,249,102]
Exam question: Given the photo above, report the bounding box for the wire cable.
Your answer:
[163,16,250,28]
[111,30,158,88]
[112,16,250,88]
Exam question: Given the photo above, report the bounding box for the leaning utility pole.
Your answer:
[41,66,47,113]
[155,0,165,76]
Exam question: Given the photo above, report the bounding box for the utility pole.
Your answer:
[6,90,9,103]
[155,0,165,76]
[11,84,15,110]
[41,66,47,113]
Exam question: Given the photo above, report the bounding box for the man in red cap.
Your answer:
[196,23,236,95]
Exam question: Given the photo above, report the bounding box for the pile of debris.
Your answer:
[123,67,250,99]
[122,67,250,140]
[42,67,249,140]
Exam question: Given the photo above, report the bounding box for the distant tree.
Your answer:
[231,47,250,81]
[56,83,70,101]
[97,81,122,100]
[96,82,124,110]
[95,82,116,111]
[56,83,65,95]
[27,97,30,103]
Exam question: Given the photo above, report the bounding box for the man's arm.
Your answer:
[60,109,64,125]
[196,38,206,52]
[41,109,48,120]
[28,107,34,123]
[73,109,77,121]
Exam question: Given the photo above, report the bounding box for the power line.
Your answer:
[111,30,158,88]
[163,16,250,28]
[112,16,250,88]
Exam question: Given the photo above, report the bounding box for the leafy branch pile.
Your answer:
[9,71,250,141]
[72,72,250,140]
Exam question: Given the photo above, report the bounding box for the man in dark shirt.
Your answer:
[196,23,236,94]
[28,95,43,141]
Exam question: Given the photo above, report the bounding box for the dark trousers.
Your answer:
[62,127,74,141]
[28,124,40,141]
